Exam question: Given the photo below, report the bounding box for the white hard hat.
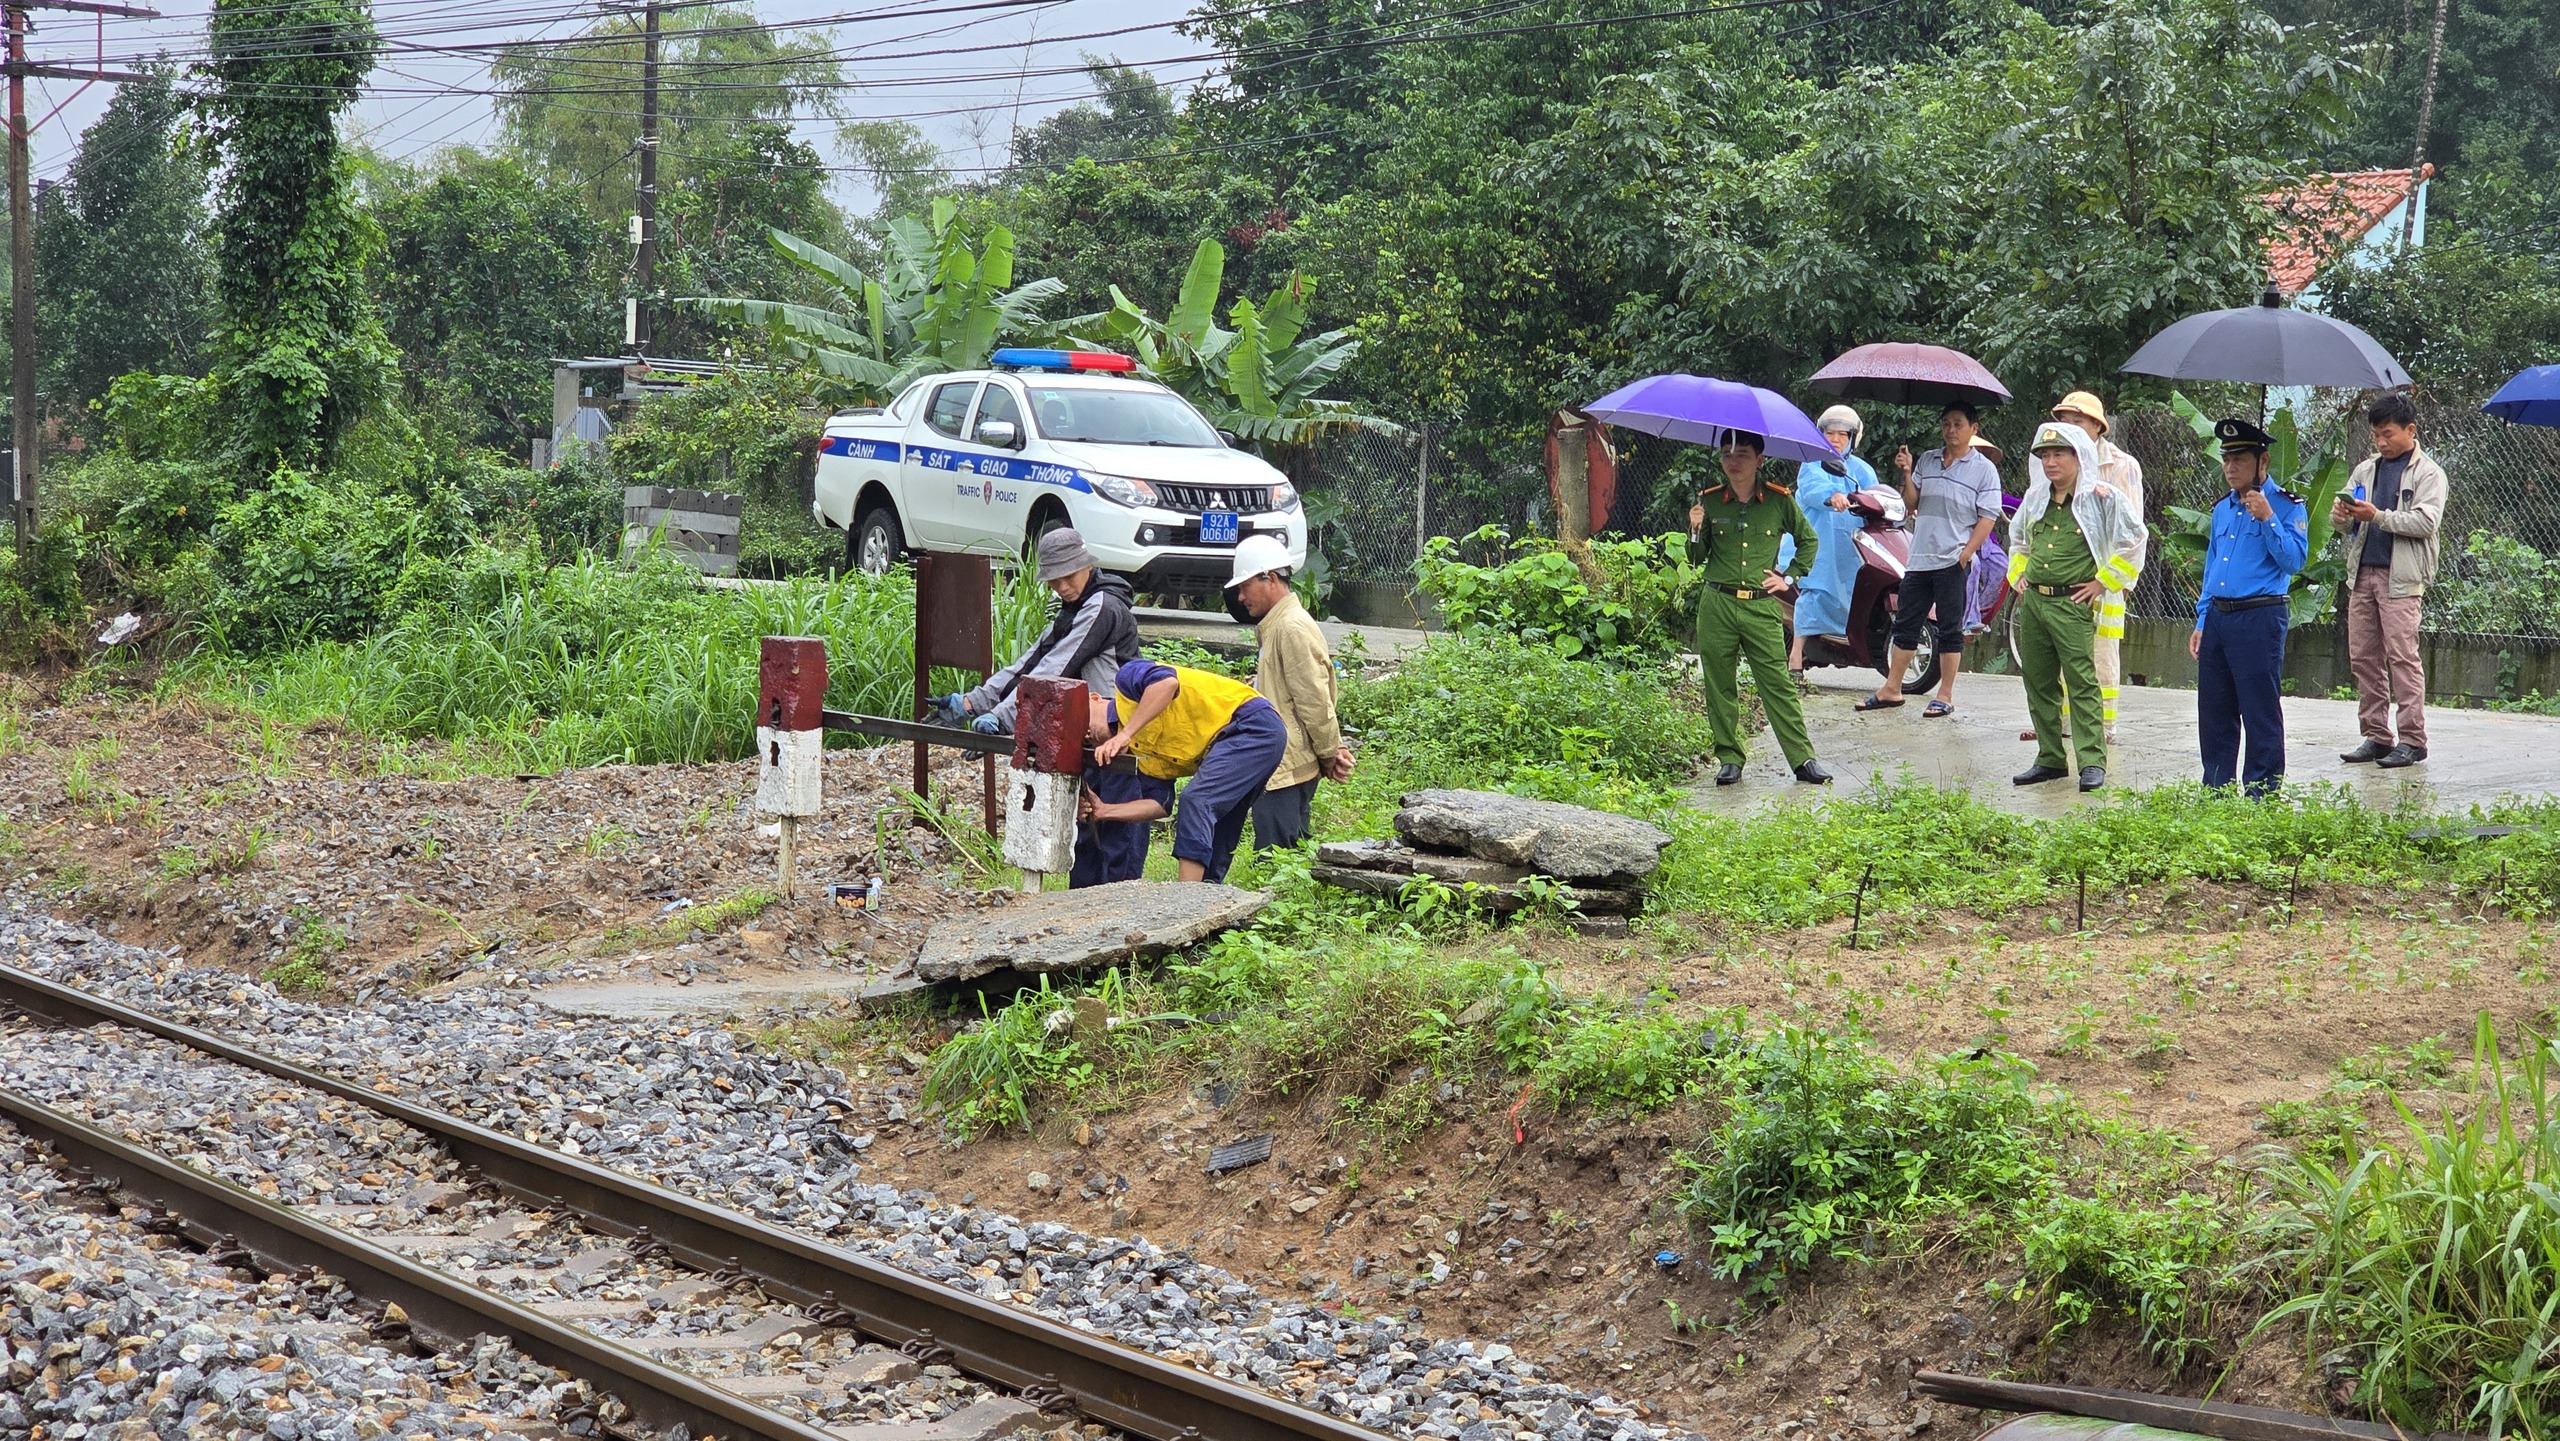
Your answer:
[1225,533,1291,589]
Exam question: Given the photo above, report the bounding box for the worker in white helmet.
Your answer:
[1222,533,1354,851]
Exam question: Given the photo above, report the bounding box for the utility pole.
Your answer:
[3,0,153,561]
[627,0,659,356]
[2403,0,2449,252]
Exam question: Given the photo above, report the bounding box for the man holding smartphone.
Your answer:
[2332,393,2445,769]
[2193,419,2309,795]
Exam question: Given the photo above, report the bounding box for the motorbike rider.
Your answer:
[939,528,1140,735]
[1784,405,1898,678]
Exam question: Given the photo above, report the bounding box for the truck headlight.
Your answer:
[1090,473,1159,508]
[1269,481,1299,513]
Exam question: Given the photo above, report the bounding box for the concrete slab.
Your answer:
[527,968,930,1022]
[1690,669,2560,818]
[914,880,1267,982]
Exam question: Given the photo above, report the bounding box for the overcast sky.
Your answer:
[25,0,1200,207]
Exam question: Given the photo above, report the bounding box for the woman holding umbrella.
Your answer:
[1784,405,1899,677]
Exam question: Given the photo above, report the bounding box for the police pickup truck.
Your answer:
[812,348,1307,593]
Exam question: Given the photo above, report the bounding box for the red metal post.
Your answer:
[912,553,999,830]
[1011,676,1087,776]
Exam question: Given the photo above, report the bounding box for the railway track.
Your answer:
[0,960,1380,1441]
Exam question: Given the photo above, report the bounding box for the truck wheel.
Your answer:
[849,505,904,576]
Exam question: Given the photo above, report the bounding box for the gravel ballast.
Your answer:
[0,907,1691,1441]
[0,1120,584,1440]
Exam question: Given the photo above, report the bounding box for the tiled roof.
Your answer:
[2263,165,2432,296]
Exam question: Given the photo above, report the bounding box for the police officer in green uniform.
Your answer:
[2007,421,2144,793]
[1688,431,1833,787]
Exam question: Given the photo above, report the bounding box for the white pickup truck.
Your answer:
[812,349,1308,593]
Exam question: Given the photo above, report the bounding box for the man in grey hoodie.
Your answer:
[940,528,1141,735]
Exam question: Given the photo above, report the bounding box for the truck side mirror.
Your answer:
[1218,429,1243,449]
[974,419,1021,450]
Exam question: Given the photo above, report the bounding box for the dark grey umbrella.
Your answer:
[2119,283,2410,389]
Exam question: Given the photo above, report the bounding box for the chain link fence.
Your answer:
[1302,399,2560,641]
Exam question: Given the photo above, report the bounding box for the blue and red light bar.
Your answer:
[989,348,1138,372]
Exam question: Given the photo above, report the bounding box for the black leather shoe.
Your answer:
[1715,763,1743,786]
[2376,744,2429,769]
[2079,766,2106,792]
[2340,739,2390,764]
[2012,765,2069,786]
[1793,759,1834,785]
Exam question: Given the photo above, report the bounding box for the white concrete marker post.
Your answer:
[1002,675,1091,894]
[755,637,828,896]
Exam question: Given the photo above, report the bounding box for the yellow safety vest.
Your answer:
[1117,665,1263,779]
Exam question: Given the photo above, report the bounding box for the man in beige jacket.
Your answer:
[1222,535,1353,851]
[2332,392,2446,769]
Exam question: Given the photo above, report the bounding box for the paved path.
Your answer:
[1688,668,2559,818]
[1133,605,1432,660]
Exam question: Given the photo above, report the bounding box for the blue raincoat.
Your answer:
[1778,453,1884,638]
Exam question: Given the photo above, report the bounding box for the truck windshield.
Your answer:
[1027,387,1220,447]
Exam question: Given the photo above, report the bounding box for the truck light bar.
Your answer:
[990,348,1138,372]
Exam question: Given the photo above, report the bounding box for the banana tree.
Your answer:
[681,198,1064,402]
[1072,238,1399,444]
[2158,393,2352,625]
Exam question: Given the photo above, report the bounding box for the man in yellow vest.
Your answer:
[1090,659,1289,883]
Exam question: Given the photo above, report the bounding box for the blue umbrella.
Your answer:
[1583,373,1836,465]
[2484,366,2560,428]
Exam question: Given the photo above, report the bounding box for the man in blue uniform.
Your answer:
[2193,418,2310,795]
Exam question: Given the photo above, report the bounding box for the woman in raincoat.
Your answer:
[1785,405,1896,676]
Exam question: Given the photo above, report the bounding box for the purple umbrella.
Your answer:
[1809,342,2011,408]
[1583,373,1835,465]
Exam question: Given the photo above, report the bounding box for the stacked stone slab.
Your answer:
[1312,789,1670,916]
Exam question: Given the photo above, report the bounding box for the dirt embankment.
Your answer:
[7,679,2534,1441]
[0,685,992,992]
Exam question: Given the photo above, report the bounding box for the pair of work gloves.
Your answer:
[932,693,1006,735]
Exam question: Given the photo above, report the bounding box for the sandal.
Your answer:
[1923,700,1954,718]
[1854,693,1905,712]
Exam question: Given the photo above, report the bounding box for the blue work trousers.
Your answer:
[2198,602,2289,795]
[1173,699,1288,882]
[1070,766,1173,887]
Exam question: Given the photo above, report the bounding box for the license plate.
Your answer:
[1197,509,1239,544]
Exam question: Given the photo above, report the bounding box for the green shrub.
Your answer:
[1680,1028,2050,1280]
[2251,1016,2560,1439]
[191,465,429,650]
[1415,524,1698,658]
[610,368,830,577]
[1338,630,1713,793]
[2429,532,2560,640]
[1678,1024,2233,1362]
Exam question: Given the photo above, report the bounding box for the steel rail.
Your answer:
[0,962,1379,1441]
[1913,1372,2479,1441]
[0,1083,843,1441]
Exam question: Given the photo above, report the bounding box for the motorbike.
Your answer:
[1784,487,2029,690]
[1784,488,1941,693]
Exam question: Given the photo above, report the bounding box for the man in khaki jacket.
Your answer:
[2332,392,2446,769]
[1222,535,1353,851]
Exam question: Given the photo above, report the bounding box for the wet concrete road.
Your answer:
[1689,668,2558,818]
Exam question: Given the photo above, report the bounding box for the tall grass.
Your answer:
[2251,1016,2560,1439]
[181,545,1050,773]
